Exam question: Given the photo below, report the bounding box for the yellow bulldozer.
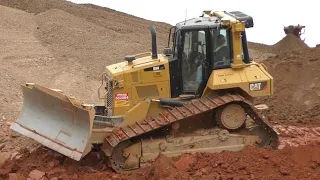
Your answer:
[11,10,279,172]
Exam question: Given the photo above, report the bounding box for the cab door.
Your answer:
[180,29,210,96]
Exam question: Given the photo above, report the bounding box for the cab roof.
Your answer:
[175,11,254,30]
[176,16,220,30]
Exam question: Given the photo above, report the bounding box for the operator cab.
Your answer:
[165,11,253,98]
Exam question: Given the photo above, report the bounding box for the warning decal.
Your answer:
[115,93,129,101]
[115,93,130,107]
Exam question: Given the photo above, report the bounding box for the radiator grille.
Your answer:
[105,78,114,116]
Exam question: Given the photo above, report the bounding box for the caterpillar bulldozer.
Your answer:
[10,10,279,172]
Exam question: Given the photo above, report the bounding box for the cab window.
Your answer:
[211,29,231,69]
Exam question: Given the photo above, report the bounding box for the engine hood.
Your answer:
[105,53,169,78]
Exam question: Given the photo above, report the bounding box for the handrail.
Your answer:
[132,59,160,68]
[134,52,152,59]
[98,73,109,99]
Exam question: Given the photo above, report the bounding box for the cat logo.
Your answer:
[249,81,267,91]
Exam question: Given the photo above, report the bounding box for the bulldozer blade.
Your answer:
[10,83,95,161]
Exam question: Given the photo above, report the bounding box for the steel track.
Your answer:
[102,92,280,172]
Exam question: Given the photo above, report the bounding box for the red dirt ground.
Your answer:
[1,140,319,180]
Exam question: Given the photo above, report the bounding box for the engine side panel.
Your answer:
[107,55,171,116]
[206,63,273,97]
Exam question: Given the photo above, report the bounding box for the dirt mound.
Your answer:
[249,49,276,61]
[248,35,310,58]
[247,42,275,61]
[256,47,320,125]
[0,0,170,104]
[272,34,309,52]
[129,154,190,180]
[34,8,169,80]
[0,4,51,154]
[0,0,170,154]
[0,0,66,14]
[248,41,273,52]
[1,142,319,180]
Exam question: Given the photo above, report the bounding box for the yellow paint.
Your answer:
[101,10,274,127]
[206,64,273,97]
[114,100,130,107]
[122,99,151,126]
[104,53,171,116]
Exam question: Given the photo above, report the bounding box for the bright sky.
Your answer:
[69,0,318,47]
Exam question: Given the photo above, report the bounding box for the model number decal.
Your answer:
[144,64,165,71]
[249,82,267,91]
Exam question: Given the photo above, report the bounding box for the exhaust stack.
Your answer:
[149,26,158,59]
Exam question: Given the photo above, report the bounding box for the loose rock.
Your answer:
[28,170,46,180]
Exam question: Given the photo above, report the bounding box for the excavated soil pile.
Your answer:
[0,0,170,154]
[256,47,320,125]
[272,34,309,52]
[244,40,275,61]
[248,34,309,60]
[1,142,319,180]
[248,42,273,53]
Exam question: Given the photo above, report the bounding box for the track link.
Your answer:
[102,93,280,171]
